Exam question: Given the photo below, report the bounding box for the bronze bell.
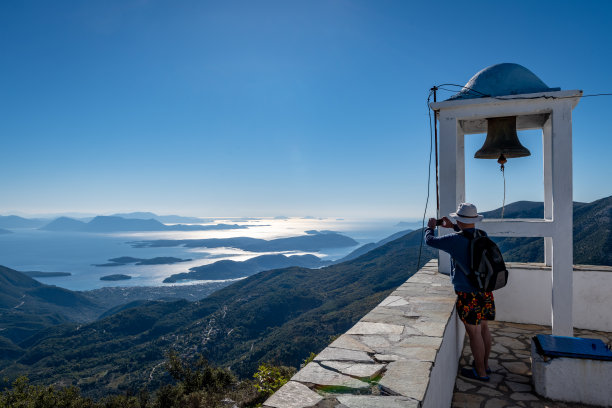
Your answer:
[474,116,531,161]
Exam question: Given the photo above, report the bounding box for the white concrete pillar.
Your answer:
[437,111,460,274]
[551,102,574,336]
[457,129,466,205]
[543,117,553,266]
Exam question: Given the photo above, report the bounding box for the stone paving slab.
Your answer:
[264,381,323,408]
[291,362,370,390]
[329,334,375,353]
[314,347,375,363]
[319,361,385,379]
[335,395,419,408]
[346,321,405,336]
[452,320,612,408]
[378,360,432,400]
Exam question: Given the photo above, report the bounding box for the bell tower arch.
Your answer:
[430,63,582,336]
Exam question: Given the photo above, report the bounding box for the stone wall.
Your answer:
[263,259,464,408]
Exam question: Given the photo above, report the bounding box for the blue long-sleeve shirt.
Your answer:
[425,227,486,293]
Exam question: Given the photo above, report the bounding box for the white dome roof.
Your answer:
[448,63,560,100]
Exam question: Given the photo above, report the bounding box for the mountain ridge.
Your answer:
[39,215,249,233]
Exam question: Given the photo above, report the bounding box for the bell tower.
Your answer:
[430,63,582,336]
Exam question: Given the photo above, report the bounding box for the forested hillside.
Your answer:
[1,196,610,398]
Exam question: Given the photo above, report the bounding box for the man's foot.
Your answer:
[472,361,492,374]
[460,367,490,382]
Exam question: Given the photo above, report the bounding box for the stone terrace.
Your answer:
[452,321,612,408]
[264,260,455,408]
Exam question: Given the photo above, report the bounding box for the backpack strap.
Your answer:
[455,229,474,277]
[458,228,483,274]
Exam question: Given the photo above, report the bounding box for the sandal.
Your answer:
[461,367,490,382]
[472,361,492,374]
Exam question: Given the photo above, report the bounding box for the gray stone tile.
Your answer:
[506,381,532,393]
[501,361,530,375]
[263,381,323,408]
[509,392,539,401]
[483,398,508,408]
[478,386,503,397]
[452,392,486,407]
[361,313,421,328]
[330,335,375,353]
[373,354,400,362]
[336,395,418,408]
[409,318,448,337]
[491,343,510,354]
[356,335,393,349]
[378,296,410,307]
[378,361,431,400]
[495,336,525,350]
[398,335,443,348]
[385,345,438,362]
[291,363,370,390]
[347,322,404,336]
[455,378,477,392]
[314,348,374,363]
[319,361,384,379]
[505,373,530,383]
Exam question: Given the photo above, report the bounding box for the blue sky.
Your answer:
[1,0,611,218]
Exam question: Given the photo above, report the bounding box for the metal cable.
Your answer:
[416,90,435,272]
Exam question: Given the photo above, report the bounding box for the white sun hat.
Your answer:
[450,202,484,223]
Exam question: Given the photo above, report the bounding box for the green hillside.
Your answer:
[0,196,610,397]
[0,266,104,344]
[0,229,433,397]
[486,196,612,265]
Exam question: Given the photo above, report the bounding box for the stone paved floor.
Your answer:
[452,321,612,408]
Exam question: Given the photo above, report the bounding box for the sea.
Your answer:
[0,217,417,291]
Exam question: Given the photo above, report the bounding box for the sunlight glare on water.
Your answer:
[0,217,413,291]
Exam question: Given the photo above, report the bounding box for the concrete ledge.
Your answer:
[263,259,464,408]
[531,341,612,407]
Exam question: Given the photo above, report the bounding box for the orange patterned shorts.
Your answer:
[456,291,495,325]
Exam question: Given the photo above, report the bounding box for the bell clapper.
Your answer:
[498,154,506,219]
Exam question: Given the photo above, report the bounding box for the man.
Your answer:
[425,202,494,382]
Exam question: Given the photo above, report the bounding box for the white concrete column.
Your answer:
[457,129,466,205]
[551,101,574,336]
[437,111,461,274]
[543,117,553,266]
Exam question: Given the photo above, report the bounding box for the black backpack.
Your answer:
[459,229,508,291]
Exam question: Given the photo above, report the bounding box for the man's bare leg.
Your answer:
[464,322,487,377]
[481,320,492,371]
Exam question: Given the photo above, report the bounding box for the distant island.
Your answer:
[22,271,72,277]
[163,253,331,282]
[131,230,358,252]
[94,256,192,267]
[40,215,251,233]
[394,221,423,229]
[0,215,48,229]
[111,212,213,224]
[100,274,132,281]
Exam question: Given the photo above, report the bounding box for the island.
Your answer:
[100,274,132,281]
[163,253,331,282]
[130,230,358,252]
[94,256,192,267]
